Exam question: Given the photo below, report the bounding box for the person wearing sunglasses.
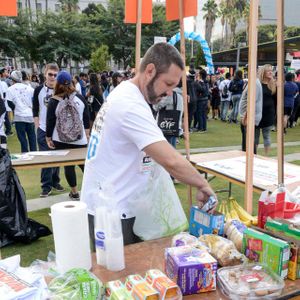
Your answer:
[32,63,65,198]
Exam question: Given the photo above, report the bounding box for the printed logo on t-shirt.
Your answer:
[87,102,110,160]
[140,154,153,174]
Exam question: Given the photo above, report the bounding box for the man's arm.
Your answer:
[144,140,216,210]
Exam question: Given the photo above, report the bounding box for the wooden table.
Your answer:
[91,237,300,300]
[190,150,300,193]
[12,148,87,170]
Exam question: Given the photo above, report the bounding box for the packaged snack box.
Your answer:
[145,269,182,300]
[105,280,133,300]
[125,274,159,300]
[242,228,290,278]
[189,206,224,237]
[165,246,217,296]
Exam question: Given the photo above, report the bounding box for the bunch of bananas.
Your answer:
[218,197,258,226]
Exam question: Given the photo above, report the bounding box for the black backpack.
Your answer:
[222,83,229,99]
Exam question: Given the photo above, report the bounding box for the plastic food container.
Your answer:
[217,264,284,299]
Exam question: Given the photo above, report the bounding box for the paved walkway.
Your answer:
[27,141,300,212]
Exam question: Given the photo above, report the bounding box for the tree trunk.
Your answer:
[27,0,33,26]
[45,0,48,14]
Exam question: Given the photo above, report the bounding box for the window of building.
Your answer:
[20,60,26,69]
[55,4,61,12]
[17,2,22,9]
[36,3,42,11]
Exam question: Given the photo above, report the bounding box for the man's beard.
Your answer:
[146,76,167,104]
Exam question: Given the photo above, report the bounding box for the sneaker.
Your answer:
[53,184,65,192]
[40,189,52,198]
[69,192,80,200]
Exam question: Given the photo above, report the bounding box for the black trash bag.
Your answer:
[0,148,52,247]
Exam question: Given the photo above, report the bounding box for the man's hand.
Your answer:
[46,137,55,149]
[196,186,218,213]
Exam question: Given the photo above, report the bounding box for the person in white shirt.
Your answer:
[6,70,37,152]
[219,72,231,121]
[80,43,217,246]
[32,63,65,198]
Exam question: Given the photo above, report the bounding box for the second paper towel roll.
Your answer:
[51,201,91,273]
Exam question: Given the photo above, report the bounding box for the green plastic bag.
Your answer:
[49,268,104,300]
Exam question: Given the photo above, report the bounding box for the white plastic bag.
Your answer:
[128,163,188,240]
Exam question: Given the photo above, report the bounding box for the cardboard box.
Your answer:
[145,269,181,299]
[125,274,159,300]
[242,228,290,278]
[165,246,217,296]
[106,280,134,300]
[189,206,224,237]
[265,218,300,240]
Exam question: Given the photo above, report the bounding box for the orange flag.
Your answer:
[0,0,17,17]
[166,0,197,21]
[124,0,153,24]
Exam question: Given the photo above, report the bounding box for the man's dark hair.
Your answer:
[199,69,207,80]
[79,72,85,78]
[21,70,28,81]
[234,70,243,80]
[140,43,184,76]
[285,72,295,82]
[225,72,231,79]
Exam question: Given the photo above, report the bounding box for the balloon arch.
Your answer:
[168,31,214,74]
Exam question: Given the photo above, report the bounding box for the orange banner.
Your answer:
[0,0,17,17]
[166,0,197,21]
[124,0,152,24]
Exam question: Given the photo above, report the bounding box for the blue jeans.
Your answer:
[220,101,230,121]
[196,100,208,131]
[229,94,241,122]
[15,122,37,153]
[37,127,60,192]
[166,136,177,148]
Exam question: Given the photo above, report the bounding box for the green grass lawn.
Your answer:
[1,120,300,266]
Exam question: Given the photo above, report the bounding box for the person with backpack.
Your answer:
[194,69,210,132]
[33,63,65,198]
[46,71,90,200]
[219,72,231,121]
[186,70,197,131]
[228,70,244,123]
[209,74,221,120]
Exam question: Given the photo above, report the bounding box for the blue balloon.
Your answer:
[168,31,214,74]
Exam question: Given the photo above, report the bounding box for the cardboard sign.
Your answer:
[166,0,197,21]
[0,0,17,17]
[124,0,152,24]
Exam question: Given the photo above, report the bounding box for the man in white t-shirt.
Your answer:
[6,70,37,152]
[81,43,216,246]
[219,72,231,121]
[33,63,65,198]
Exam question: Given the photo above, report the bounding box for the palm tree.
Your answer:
[58,0,79,13]
[202,0,219,47]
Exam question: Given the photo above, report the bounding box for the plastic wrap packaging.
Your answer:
[171,232,198,247]
[199,234,247,266]
[224,220,247,251]
[51,201,91,273]
[218,263,284,299]
[48,268,104,300]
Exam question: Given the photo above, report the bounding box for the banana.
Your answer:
[251,216,258,226]
[228,199,240,221]
[231,198,257,223]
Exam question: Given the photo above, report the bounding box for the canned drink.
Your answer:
[201,196,217,212]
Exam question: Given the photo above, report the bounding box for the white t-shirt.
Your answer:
[75,82,82,95]
[6,83,34,122]
[0,81,10,112]
[80,80,165,218]
[219,79,231,101]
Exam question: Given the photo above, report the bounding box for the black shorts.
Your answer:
[284,107,292,116]
[0,136,7,144]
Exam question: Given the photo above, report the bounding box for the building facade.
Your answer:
[17,0,108,13]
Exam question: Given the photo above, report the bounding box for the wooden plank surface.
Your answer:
[91,237,300,299]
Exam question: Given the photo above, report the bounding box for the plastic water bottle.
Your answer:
[94,206,107,267]
[105,211,125,271]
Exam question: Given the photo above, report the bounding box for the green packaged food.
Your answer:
[49,268,104,300]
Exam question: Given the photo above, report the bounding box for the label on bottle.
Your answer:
[95,231,105,250]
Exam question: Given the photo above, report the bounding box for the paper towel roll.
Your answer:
[51,201,91,273]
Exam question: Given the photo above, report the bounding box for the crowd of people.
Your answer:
[159,65,300,155]
[0,60,300,200]
[0,64,131,199]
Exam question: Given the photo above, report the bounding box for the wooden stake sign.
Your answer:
[0,0,18,17]
[245,0,259,213]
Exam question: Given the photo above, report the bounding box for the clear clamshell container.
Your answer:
[217,263,285,299]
